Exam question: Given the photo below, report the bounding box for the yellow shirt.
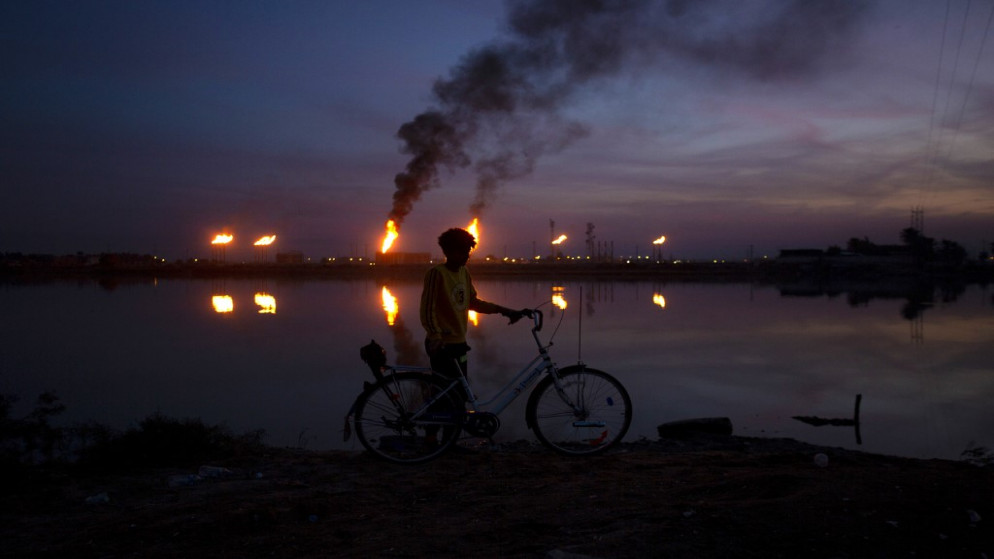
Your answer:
[420,264,499,344]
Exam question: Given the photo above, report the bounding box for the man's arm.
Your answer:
[469,297,527,323]
[466,270,527,323]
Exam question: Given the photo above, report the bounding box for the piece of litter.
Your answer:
[85,492,110,505]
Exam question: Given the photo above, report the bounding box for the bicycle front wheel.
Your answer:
[527,366,632,456]
[353,372,463,464]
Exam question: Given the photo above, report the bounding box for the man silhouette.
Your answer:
[420,227,526,393]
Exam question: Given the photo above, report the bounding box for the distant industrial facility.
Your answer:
[375,251,431,265]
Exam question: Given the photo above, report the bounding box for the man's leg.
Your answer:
[424,343,469,445]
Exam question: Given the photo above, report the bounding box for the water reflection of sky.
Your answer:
[1,278,990,460]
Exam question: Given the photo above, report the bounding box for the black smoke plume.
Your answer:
[389,315,424,367]
[389,0,869,225]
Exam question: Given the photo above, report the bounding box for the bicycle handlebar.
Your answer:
[527,308,543,332]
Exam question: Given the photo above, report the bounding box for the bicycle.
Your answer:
[344,306,632,464]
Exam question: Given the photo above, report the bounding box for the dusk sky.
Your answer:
[3,0,993,261]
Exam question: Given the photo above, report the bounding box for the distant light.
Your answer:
[212,295,234,313]
[255,293,277,314]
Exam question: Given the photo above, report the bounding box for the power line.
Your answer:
[919,0,952,207]
[944,1,994,165]
[920,0,994,207]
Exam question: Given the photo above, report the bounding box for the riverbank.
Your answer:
[4,434,991,558]
[3,256,993,284]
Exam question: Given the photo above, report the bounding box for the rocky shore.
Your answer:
[4,434,991,558]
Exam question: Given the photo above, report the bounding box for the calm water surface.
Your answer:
[2,277,991,460]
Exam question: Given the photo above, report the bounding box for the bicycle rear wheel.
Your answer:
[527,366,632,456]
[353,372,463,464]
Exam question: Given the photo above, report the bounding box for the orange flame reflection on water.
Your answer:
[255,293,276,314]
[653,294,666,309]
[381,286,398,326]
[212,295,233,313]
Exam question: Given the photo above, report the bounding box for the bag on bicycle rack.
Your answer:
[344,339,390,442]
[359,339,388,382]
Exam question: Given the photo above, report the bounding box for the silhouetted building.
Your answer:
[376,252,431,265]
[778,249,824,263]
[276,251,304,264]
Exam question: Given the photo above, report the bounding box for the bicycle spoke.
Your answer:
[528,368,632,456]
[353,373,464,464]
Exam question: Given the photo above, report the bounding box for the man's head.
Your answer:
[438,228,476,268]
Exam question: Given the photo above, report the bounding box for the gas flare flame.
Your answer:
[254,235,276,246]
[467,218,480,246]
[552,234,567,245]
[381,220,399,253]
[211,234,233,245]
[381,286,399,326]
[653,236,666,245]
[468,310,479,326]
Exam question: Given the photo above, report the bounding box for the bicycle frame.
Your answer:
[388,310,566,426]
[464,349,552,414]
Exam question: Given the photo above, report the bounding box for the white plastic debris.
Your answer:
[84,492,110,505]
[814,453,829,468]
[198,465,232,478]
[167,474,201,487]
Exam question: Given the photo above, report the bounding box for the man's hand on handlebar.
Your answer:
[501,308,533,325]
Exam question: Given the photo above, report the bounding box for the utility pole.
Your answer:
[911,206,924,232]
[549,219,555,260]
[585,223,596,260]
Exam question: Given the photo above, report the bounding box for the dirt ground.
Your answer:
[3,435,992,558]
